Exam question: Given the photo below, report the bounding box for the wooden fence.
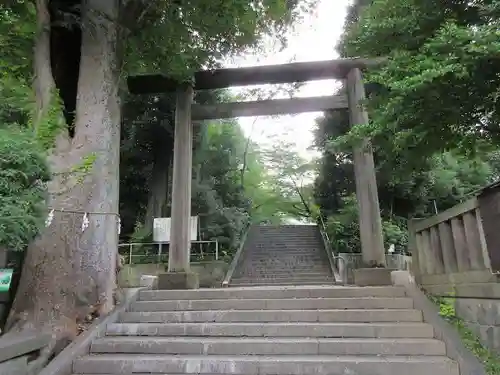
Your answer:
[408,197,496,295]
[408,187,500,354]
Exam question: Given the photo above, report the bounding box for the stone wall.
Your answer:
[338,253,412,284]
[118,260,229,288]
[419,272,500,354]
[455,296,500,351]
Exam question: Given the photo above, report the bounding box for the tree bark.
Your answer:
[144,157,171,230]
[144,124,174,230]
[6,0,121,364]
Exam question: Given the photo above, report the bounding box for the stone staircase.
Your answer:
[72,285,459,375]
[230,225,335,286]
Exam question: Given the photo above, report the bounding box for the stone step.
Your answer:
[240,264,329,268]
[248,244,323,248]
[236,273,333,278]
[91,337,446,356]
[251,234,321,238]
[235,274,333,280]
[229,280,337,287]
[239,264,330,270]
[241,262,330,267]
[240,261,330,267]
[240,258,329,263]
[229,278,335,284]
[73,354,459,375]
[129,297,414,312]
[248,235,321,239]
[249,248,324,251]
[245,257,327,260]
[138,286,406,301]
[244,251,326,255]
[120,309,423,323]
[250,238,321,242]
[251,244,323,247]
[229,277,336,285]
[232,274,334,279]
[252,239,322,242]
[251,239,322,242]
[234,272,333,279]
[253,232,320,234]
[232,274,334,278]
[242,257,328,263]
[239,267,332,272]
[249,243,324,247]
[106,322,435,338]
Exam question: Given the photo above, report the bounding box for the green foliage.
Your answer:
[0,3,52,253]
[313,0,500,254]
[0,1,34,81]
[339,0,500,158]
[71,153,98,183]
[125,0,315,78]
[0,126,50,251]
[258,137,317,221]
[0,1,34,128]
[325,194,408,254]
[34,92,66,150]
[315,107,496,254]
[193,120,252,252]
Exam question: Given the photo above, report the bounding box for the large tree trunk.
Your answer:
[144,125,174,230]
[6,0,121,365]
[144,157,171,230]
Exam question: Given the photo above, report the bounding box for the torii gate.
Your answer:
[127,58,387,288]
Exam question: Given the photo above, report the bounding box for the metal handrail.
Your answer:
[222,224,252,287]
[318,214,331,243]
[118,240,219,265]
[316,215,346,284]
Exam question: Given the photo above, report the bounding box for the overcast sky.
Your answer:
[227,0,350,159]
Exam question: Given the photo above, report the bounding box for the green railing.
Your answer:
[118,240,220,265]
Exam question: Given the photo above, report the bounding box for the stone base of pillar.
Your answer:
[157,272,199,290]
[353,268,396,286]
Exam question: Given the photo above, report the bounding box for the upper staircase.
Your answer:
[230,224,335,286]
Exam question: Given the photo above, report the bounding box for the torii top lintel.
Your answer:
[127,57,384,95]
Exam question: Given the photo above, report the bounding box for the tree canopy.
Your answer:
[337,0,500,159]
[313,0,500,254]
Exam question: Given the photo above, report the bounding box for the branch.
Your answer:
[291,179,313,218]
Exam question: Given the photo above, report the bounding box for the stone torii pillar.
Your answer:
[346,68,389,285]
[157,84,199,289]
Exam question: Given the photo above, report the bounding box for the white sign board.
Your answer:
[153,217,198,243]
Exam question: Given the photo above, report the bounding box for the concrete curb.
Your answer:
[392,271,487,375]
[38,288,144,375]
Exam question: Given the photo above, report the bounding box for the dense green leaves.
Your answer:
[125,0,315,78]
[339,0,500,157]
[0,126,50,251]
[193,120,251,250]
[0,3,48,252]
[314,0,500,254]
[0,1,34,126]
